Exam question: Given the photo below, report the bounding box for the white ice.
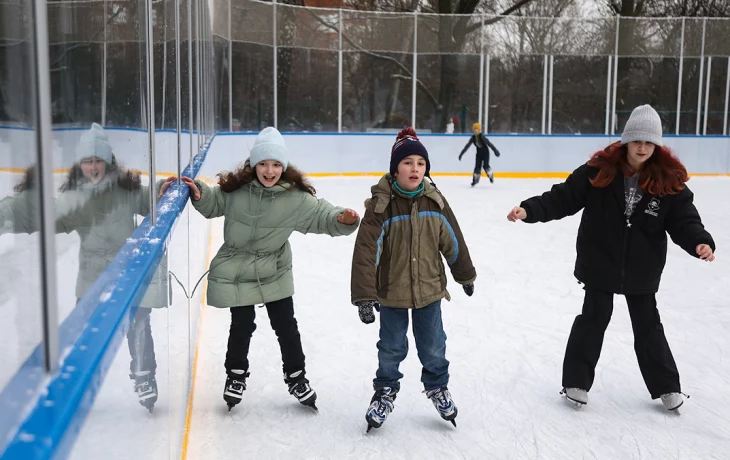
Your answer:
[3,174,729,460]
[184,176,730,460]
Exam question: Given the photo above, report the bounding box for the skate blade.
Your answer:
[450,419,456,427]
[227,403,236,412]
[307,403,319,412]
[564,396,586,410]
[667,401,683,413]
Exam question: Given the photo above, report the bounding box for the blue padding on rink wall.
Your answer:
[0,137,212,460]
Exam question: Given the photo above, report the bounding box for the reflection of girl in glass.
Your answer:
[0,123,173,413]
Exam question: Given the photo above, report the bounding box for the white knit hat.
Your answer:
[621,105,663,147]
[76,123,113,164]
[249,127,289,171]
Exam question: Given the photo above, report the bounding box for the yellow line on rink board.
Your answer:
[181,219,214,460]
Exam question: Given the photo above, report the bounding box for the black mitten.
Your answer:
[462,283,474,297]
[355,300,380,324]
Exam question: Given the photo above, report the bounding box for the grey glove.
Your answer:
[355,300,380,324]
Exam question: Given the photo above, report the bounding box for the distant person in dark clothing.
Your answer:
[458,122,501,187]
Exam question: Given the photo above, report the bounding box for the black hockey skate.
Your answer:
[285,370,318,411]
[365,387,398,433]
[131,371,158,413]
[224,370,249,411]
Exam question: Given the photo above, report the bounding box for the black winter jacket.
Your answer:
[459,133,500,160]
[520,164,715,295]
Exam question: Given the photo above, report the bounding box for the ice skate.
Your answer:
[561,387,588,409]
[660,392,685,412]
[285,370,318,410]
[131,371,158,413]
[365,387,397,432]
[425,386,458,426]
[224,370,249,411]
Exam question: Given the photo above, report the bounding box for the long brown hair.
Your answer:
[13,165,37,193]
[218,162,316,195]
[587,141,689,197]
[60,154,141,192]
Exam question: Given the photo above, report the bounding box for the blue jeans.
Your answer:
[373,300,449,391]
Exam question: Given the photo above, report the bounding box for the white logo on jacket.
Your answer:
[644,197,661,217]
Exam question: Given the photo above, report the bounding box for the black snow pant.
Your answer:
[127,307,157,375]
[224,296,307,382]
[562,287,680,399]
[473,152,491,175]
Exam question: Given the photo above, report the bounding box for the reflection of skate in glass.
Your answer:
[127,308,158,413]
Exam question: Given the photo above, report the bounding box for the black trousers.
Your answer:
[224,296,306,380]
[473,152,491,175]
[127,307,157,375]
[562,287,680,399]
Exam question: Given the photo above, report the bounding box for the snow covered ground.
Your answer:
[184,176,730,460]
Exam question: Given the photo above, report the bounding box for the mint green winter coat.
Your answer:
[0,175,168,308]
[192,177,359,307]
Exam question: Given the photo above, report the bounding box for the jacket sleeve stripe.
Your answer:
[418,211,458,265]
[375,214,410,266]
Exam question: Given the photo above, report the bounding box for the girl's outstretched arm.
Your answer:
[516,164,592,223]
[294,192,359,236]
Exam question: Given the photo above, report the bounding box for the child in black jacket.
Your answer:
[507,105,715,412]
[458,122,501,186]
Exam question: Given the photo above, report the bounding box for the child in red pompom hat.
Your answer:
[350,127,477,431]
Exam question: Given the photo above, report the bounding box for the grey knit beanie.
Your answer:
[621,105,663,146]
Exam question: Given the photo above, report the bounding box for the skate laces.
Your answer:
[425,387,450,406]
[289,381,311,396]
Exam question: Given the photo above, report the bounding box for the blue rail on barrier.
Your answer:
[0,137,211,460]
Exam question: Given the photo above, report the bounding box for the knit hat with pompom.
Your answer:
[389,127,430,177]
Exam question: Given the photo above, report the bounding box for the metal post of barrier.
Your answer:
[338,9,343,133]
[548,55,554,134]
[484,54,490,133]
[542,55,548,134]
[102,0,107,126]
[273,0,278,129]
[696,18,706,135]
[32,0,59,373]
[703,56,712,135]
[228,0,232,132]
[477,13,484,127]
[188,0,194,163]
[610,17,619,135]
[145,0,157,224]
[676,17,685,135]
[605,56,612,134]
[175,0,182,179]
[722,57,730,136]
[411,11,417,129]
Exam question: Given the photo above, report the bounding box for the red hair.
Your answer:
[587,142,689,197]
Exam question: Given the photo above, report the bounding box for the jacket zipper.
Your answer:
[620,216,632,293]
[410,200,417,305]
